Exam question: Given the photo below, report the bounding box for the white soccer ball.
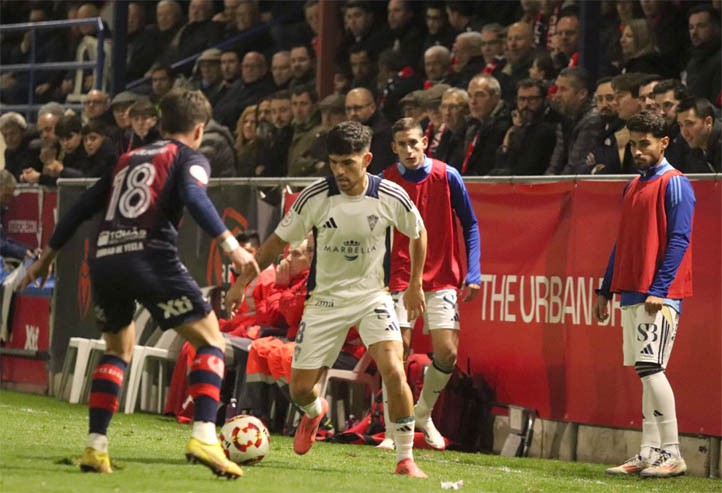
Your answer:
[220,414,271,465]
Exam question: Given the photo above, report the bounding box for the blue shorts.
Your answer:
[90,251,211,333]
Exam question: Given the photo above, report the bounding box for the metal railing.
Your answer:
[0,17,105,116]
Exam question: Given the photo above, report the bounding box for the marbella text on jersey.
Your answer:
[476,274,622,327]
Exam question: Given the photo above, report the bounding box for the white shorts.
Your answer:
[291,291,401,370]
[621,304,679,368]
[390,288,460,332]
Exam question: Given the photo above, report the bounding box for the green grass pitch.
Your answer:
[0,390,718,492]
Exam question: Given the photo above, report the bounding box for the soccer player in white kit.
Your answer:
[227,121,429,477]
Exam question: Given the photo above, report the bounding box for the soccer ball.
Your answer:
[220,414,270,465]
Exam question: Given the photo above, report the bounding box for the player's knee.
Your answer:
[634,361,663,378]
[289,379,314,402]
[433,348,457,371]
[380,364,406,392]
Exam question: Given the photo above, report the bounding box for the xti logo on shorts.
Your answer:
[158,296,193,319]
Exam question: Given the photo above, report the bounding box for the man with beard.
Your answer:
[586,77,625,174]
[492,79,557,175]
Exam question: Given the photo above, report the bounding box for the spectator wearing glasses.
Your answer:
[433,87,468,168]
[421,2,455,52]
[345,87,394,174]
[493,78,557,176]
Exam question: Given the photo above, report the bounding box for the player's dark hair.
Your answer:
[158,89,212,134]
[626,110,667,138]
[327,120,372,155]
[391,117,423,137]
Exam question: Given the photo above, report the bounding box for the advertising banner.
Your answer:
[457,180,721,436]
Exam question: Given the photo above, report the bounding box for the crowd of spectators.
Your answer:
[1,0,720,182]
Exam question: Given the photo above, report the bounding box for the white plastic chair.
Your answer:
[64,35,112,104]
[122,286,221,414]
[122,329,184,414]
[318,351,379,430]
[57,305,154,403]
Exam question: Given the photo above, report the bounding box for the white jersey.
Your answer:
[275,174,424,301]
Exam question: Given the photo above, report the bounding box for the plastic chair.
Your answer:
[122,286,221,414]
[65,34,112,104]
[318,351,379,431]
[57,304,154,404]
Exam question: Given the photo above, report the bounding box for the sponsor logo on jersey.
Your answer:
[313,298,335,308]
[97,227,147,247]
[367,214,379,231]
[322,217,338,229]
[321,240,378,261]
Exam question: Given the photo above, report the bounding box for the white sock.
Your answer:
[86,433,108,453]
[645,372,680,458]
[393,417,415,463]
[640,377,660,459]
[192,421,218,444]
[382,383,393,440]
[300,397,323,418]
[416,361,452,417]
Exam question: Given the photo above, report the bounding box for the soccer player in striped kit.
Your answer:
[22,90,253,479]
[379,117,481,451]
[594,111,695,478]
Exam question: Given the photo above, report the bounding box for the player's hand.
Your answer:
[403,282,425,322]
[19,256,53,291]
[461,283,480,302]
[224,279,246,316]
[593,295,610,322]
[644,295,664,315]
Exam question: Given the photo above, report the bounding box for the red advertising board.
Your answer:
[2,294,51,389]
[456,180,721,436]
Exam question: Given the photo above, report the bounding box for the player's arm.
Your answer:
[447,167,481,301]
[593,245,616,322]
[225,233,287,314]
[178,157,257,273]
[405,225,427,321]
[645,175,695,313]
[20,173,112,290]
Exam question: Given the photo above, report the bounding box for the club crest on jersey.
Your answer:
[367,214,379,231]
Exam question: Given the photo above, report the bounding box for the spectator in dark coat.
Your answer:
[224,0,275,60]
[213,51,273,130]
[147,0,184,70]
[421,2,455,52]
[587,77,626,175]
[461,74,511,175]
[336,1,390,67]
[492,79,557,176]
[676,97,721,173]
[344,87,395,174]
[651,79,697,172]
[164,0,224,75]
[19,138,84,187]
[451,32,486,90]
[0,113,40,179]
[200,119,238,177]
[385,0,426,69]
[685,5,721,106]
[54,114,89,173]
[545,67,603,175]
[376,49,424,124]
[618,19,670,77]
[80,120,118,178]
[127,100,161,151]
[126,2,157,81]
[270,51,293,91]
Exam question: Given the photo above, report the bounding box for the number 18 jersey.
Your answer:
[48,139,227,257]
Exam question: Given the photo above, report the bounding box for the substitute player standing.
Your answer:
[594,111,694,478]
[227,121,430,478]
[379,117,481,450]
[21,90,254,479]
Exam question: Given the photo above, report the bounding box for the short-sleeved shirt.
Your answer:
[275,174,424,301]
